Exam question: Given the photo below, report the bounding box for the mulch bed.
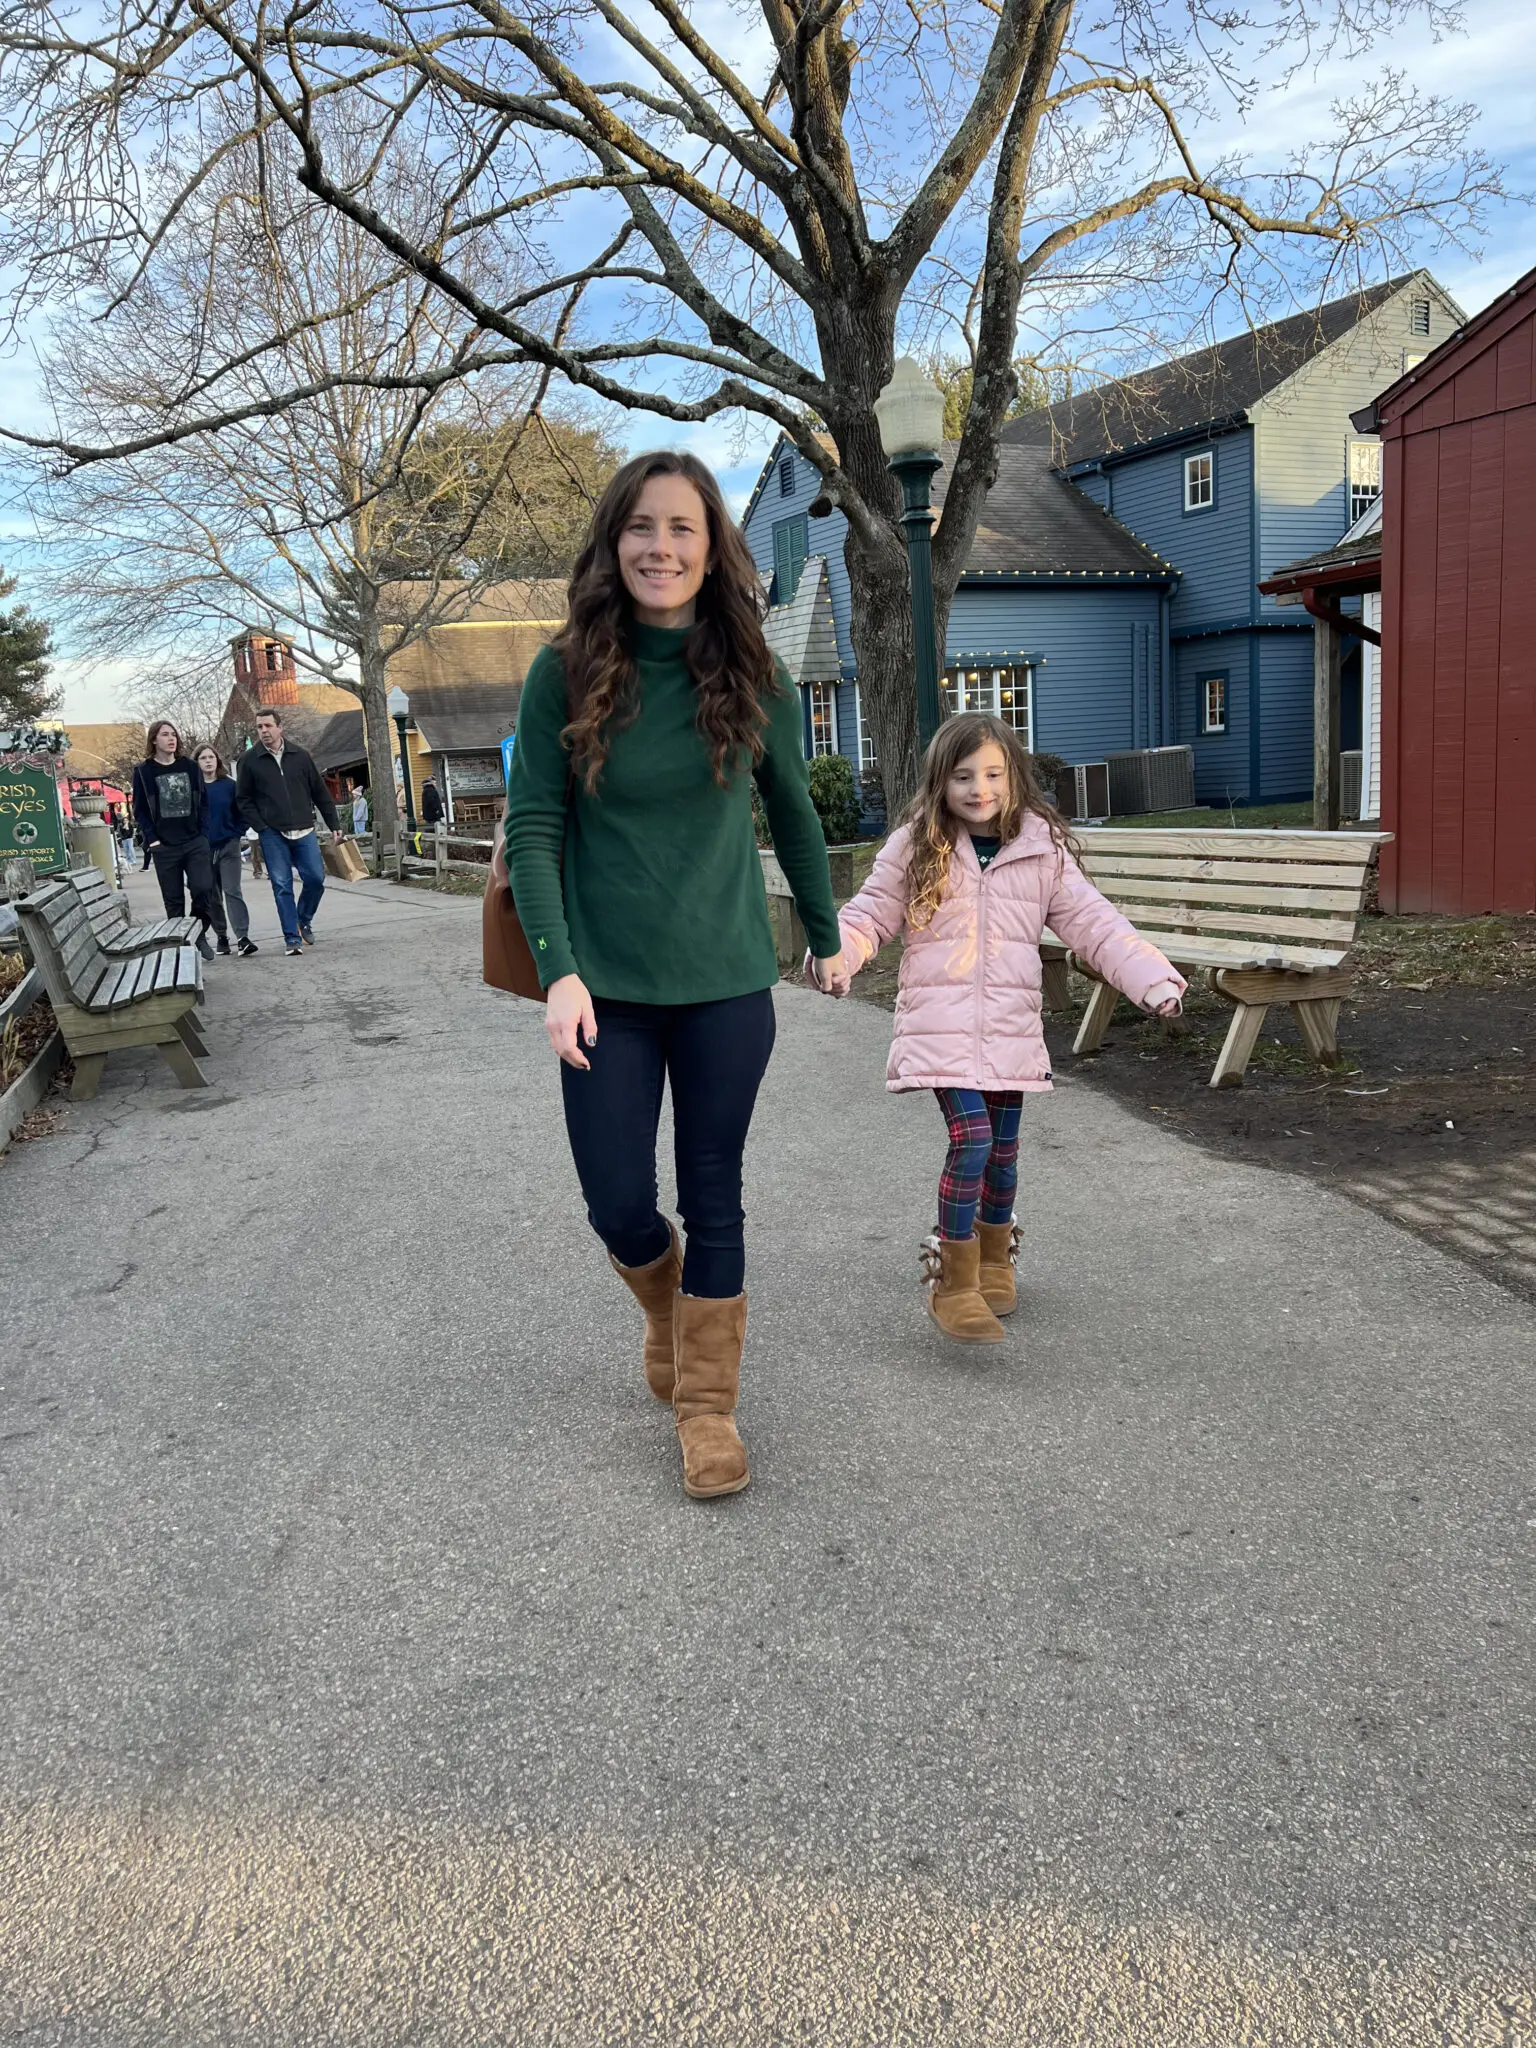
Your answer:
[1,994,57,1093]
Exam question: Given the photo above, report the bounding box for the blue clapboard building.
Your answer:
[743,270,1462,806]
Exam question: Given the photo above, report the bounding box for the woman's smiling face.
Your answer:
[616,474,713,628]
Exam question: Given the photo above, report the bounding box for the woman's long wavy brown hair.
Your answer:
[554,449,777,793]
[903,713,1080,929]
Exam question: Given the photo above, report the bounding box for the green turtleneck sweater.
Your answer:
[504,625,843,1004]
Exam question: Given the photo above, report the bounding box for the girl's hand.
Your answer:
[811,952,849,999]
[1145,982,1183,1019]
[546,973,598,1069]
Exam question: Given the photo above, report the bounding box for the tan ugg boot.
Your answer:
[976,1218,1021,1316]
[672,1292,750,1499]
[610,1222,683,1400]
[921,1233,1006,1344]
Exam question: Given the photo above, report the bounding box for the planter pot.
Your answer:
[1,967,63,1145]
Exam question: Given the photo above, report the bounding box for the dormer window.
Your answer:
[1409,297,1432,337]
[778,457,794,497]
[1183,450,1214,512]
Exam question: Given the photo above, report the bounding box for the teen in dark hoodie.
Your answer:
[130,720,228,961]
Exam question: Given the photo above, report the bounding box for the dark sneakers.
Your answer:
[299,923,316,946]
[237,937,259,957]
[216,936,232,956]
[196,934,215,962]
[285,941,304,957]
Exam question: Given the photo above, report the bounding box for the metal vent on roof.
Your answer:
[1409,298,1431,337]
[778,459,794,497]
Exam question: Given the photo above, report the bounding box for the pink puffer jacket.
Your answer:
[838,816,1186,1093]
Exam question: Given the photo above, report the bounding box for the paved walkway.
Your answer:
[1,864,1531,2045]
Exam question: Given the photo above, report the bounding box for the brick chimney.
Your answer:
[230,628,300,706]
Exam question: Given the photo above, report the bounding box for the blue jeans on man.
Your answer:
[257,828,325,946]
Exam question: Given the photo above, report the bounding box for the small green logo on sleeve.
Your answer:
[537,937,547,950]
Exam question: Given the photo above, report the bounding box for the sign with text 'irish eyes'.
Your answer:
[0,765,68,874]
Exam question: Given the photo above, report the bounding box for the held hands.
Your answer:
[805,950,850,999]
[546,973,598,1069]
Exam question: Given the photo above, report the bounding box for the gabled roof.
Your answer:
[1260,497,1383,596]
[407,681,523,754]
[740,430,839,531]
[1004,273,1452,469]
[938,440,1177,581]
[381,577,568,626]
[763,555,842,682]
[304,710,367,775]
[386,618,554,753]
[1353,261,1536,434]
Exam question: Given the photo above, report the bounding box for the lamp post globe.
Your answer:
[875,357,946,756]
[387,684,416,833]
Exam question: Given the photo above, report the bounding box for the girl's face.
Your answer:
[945,741,1011,829]
[196,748,218,779]
[617,474,713,628]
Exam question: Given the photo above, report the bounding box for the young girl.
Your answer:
[834,714,1186,1344]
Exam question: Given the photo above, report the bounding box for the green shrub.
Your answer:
[808,752,863,844]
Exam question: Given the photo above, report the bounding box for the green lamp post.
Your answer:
[874,357,948,754]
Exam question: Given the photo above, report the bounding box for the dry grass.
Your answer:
[1353,913,1536,991]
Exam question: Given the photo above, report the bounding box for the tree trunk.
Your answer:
[355,639,399,875]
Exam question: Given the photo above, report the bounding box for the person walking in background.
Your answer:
[234,704,340,958]
[506,448,846,1502]
[351,784,369,838]
[130,720,228,962]
[420,777,444,829]
[196,744,257,957]
[833,713,1186,1345]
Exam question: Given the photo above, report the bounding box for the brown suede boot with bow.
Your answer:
[976,1218,1021,1316]
[672,1292,750,1499]
[921,1233,1006,1344]
[610,1222,683,1401]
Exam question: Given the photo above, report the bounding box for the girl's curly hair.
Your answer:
[903,712,1080,929]
[554,449,778,793]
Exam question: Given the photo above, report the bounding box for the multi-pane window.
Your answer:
[771,514,807,604]
[778,457,795,497]
[1183,450,1214,512]
[853,686,876,771]
[807,680,838,756]
[941,664,1034,748]
[1409,297,1432,337]
[1201,673,1227,735]
[1347,440,1382,526]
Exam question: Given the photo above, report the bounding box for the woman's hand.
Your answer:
[811,951,849,999]
[546,973,598,1069]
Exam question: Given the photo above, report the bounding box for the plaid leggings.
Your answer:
[935,1088,1024,1241]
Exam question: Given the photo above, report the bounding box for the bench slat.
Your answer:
[1130,930,1345,970]
[152,947,178,994]
[1087,873,1365,915]
[1077,828,1384,863]
[126,953,161,1001]
[71,956,111,1007]
[1100,898,1360,947]
[86,958,134,1011]
[172,946,202,991]
[1082,853,1373,893]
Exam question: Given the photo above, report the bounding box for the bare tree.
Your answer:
[27,131,603,861]
[0,0,1502,806]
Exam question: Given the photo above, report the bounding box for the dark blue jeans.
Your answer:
[258,828,325,945]
[560,989,777,1298]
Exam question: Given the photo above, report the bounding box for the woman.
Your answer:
[507,450,848,1501]
[196,744,258,957]
[130,720,228,960]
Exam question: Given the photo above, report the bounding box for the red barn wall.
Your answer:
[1379,298,1536,914]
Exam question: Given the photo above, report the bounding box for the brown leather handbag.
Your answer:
[482,811,545,1002]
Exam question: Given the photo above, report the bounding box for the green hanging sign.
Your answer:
[0,763,69,874]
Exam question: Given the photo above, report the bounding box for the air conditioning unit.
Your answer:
[1103,746,1196,816]
[1071,762,1111,821]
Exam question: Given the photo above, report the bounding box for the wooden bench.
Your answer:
[1042,827,1389,1088]
[65,864,200,954]
[16,876,208,1099]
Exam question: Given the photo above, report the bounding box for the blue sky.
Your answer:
[5,0,1531,724]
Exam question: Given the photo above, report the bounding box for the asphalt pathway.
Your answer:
[1,862,1531,2044]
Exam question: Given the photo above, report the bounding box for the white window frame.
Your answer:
[807,679,839,757]
[852,684,876,772]
[941,664,1035,750]
[1347,439,1382,527]
[1183,450,1214,512]
[1200,673,1227,735]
